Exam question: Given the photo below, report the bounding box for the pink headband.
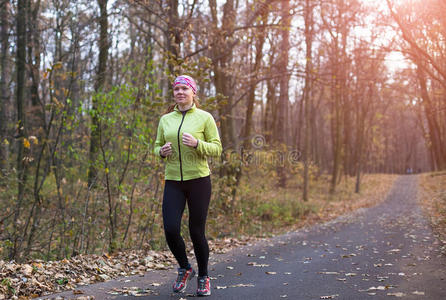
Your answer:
[173,75,197,94]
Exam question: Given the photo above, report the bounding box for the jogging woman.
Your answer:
[154,75,222,296]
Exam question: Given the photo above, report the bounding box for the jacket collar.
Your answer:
[174,103,197,113]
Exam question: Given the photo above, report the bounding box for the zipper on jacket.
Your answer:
[177,111,187,181]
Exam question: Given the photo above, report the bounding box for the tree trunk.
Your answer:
[88,0,109,188]
[242,10,267,148]
[276,0,291,188]
[330,70,342,194]
[11,0,28,260]
[0,0,11,173]
[293,93,303,152]
[27,0,40,108]
[354,87,370,193]
[166,0,181,75]
[326,0,350,194]
[263,78,276,144]
[22,0,43,259]
[302,0,314,201]
[209,0,237,150]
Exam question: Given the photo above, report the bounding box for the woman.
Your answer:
[154,75,222,296]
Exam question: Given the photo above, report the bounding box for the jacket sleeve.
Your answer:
[196,114,222,157]
[154,117,166,158]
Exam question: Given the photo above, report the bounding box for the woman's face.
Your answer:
[173,84,194,107]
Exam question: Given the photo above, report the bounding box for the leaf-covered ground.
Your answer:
[0,174,397,299]
[418,171,446,255]
[0,238,262,299]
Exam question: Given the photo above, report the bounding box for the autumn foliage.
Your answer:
[0,0,445,266]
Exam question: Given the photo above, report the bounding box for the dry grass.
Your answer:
[218,172,399,237]
[287,173,399,232]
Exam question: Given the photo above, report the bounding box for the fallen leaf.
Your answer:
[320,295,339,299]
[374,263,382,267]
[318,272,340,275]
[388,249,401,253]
[368,286,388,291]
[412,291,425,295]
[341,253,357,258]
[73,290,84,294]
[387,292,406,297]
[107,287,154,297]
[98,274,111,281]
[107,291,120,295]
[247,262,270,267]
[22,264,33,277]
[230,284,255,288]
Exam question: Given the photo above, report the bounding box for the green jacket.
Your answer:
[154,104,222,181]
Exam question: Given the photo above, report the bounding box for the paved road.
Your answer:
[42,175,446,299]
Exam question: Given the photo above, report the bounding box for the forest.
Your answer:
[0,0,445,263]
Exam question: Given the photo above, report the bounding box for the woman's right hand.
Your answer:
[160,142,173,157]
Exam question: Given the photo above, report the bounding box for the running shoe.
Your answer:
[173,267,195,293]
[196,276,211,296]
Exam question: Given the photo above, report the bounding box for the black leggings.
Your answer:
[162,176,211,277]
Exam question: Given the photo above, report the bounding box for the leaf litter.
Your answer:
[0,237,259,298]
[0,250,172,298]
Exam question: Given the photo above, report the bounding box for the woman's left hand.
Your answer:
[182,132,198,148]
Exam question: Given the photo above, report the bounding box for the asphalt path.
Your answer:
[41,175,446,300]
